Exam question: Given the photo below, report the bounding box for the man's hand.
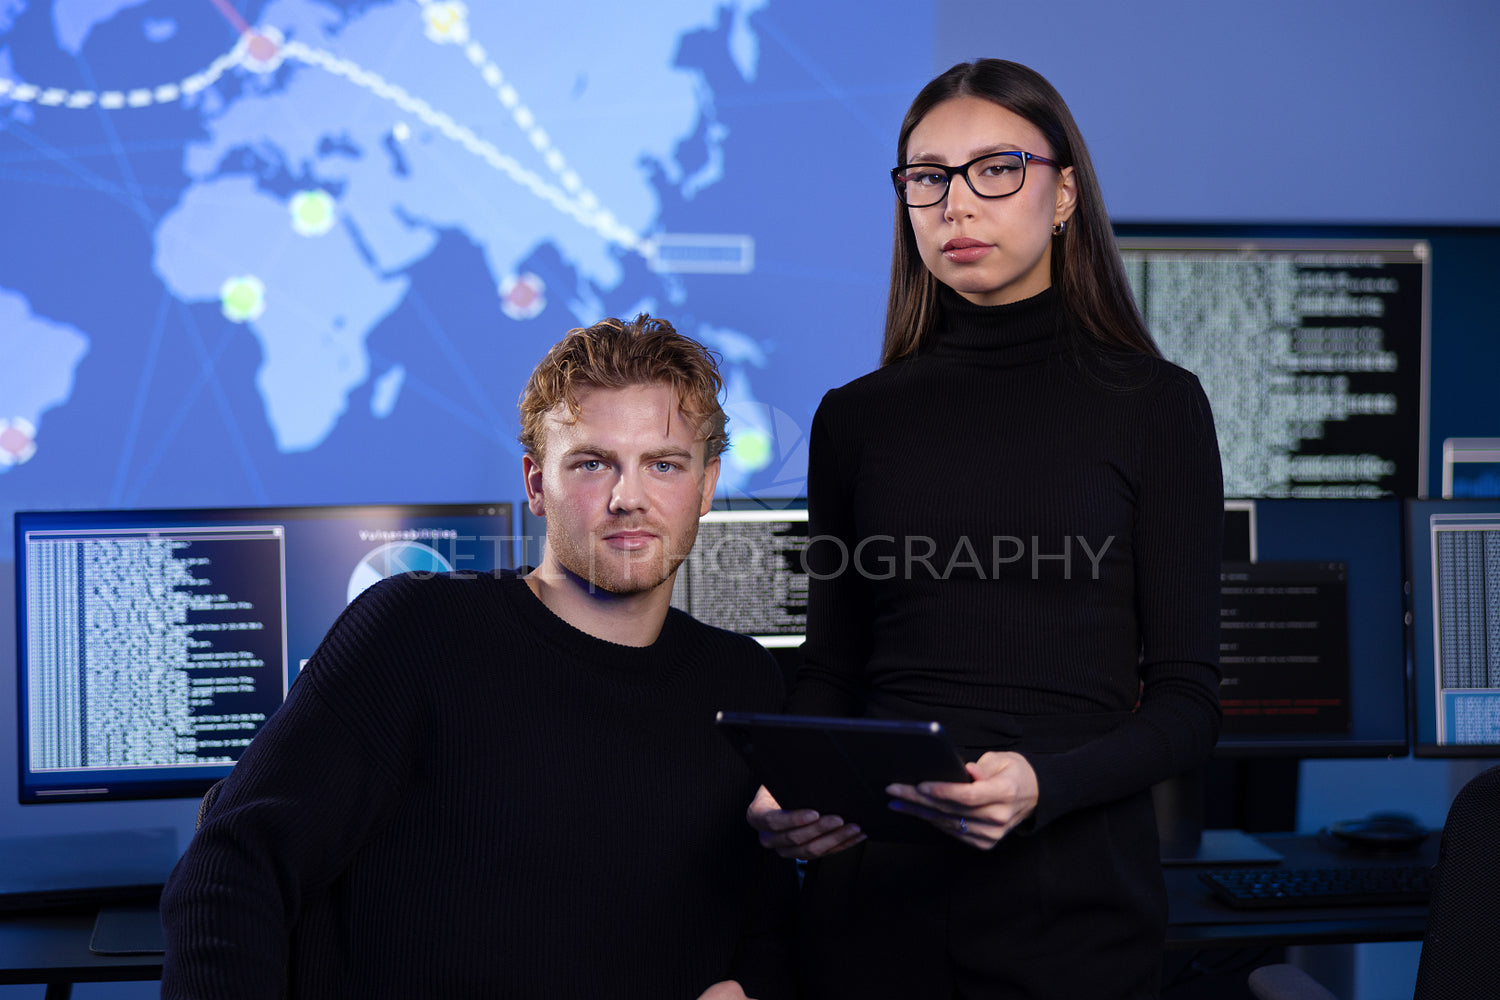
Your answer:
[696,980,750,1000]
[745,785,866,859]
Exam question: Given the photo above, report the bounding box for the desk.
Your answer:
[1165,831,1436,950]
[0,833,1436,996]
[0,903,163,1000]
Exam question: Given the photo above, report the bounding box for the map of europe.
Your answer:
[0,0,925,548]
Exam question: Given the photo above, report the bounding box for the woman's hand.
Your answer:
[745,785,866,859]
[695,980,749,1000]
[885,751,1038,850]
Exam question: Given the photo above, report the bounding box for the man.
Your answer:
[160,315,794,999]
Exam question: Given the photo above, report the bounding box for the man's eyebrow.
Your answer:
[560,443,617,461]
[641,446,697,462]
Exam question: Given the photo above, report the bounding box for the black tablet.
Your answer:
[715,711,971,844]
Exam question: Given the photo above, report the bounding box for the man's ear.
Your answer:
[699,455,721,516]
[522,453,545,517]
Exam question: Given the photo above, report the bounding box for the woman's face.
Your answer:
[903,95,1077,306]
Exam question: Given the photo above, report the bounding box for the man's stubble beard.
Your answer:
[551,522,699,597]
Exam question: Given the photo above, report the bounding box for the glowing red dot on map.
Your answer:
[0,419,37,465]
[247,33,278,63]
[499,273,547,321]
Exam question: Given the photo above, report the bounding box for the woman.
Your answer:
[748,59,1223,999]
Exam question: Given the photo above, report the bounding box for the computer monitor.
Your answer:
[1156,498,1410,861]
[1441,438,1500,498]
[1115,226,1430,500]
[15,502,514,803]
[1213,498,1409,758]
[1405,498,1500,757]
[669,499,808,650]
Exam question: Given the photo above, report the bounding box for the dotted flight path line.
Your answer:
[0,44,242,110]
[287,40,640,251]
[0,26,643,253]
[416,3,598,224]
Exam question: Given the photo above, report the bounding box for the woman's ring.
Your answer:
[958,817,968,834]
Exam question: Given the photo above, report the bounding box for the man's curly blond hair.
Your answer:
[518,314,728,462]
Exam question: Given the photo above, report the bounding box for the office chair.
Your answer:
[1411,762,1500,997]
[1247,763,1500,1000]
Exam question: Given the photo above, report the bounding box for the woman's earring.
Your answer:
[1052,220,1067,237]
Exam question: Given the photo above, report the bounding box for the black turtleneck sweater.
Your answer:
[786,286,1223,829]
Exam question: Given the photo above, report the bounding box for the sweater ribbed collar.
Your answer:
[499,570,682,683]
[930,283,1065,365]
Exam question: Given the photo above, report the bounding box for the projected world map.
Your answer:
[0,0,918,545]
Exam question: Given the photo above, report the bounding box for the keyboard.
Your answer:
[1199,865,1436,909]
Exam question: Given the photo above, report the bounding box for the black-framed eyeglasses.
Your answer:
[890,151,1060,208]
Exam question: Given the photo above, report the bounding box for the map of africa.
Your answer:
[0,0,926,549]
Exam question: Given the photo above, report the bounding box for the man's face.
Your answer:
[525,382,719,596]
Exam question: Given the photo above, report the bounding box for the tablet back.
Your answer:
[716,712,969,843]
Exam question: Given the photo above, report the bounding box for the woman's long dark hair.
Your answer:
[882,59,1160,366]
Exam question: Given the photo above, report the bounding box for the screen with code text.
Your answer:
[1118,235,1428,500]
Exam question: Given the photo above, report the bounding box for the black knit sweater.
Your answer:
[161,570,794,999]
[786,286,1223,829]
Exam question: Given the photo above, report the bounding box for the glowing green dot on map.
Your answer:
[220,276,267,323]
[290,189,337,237]
[730,428,773,472]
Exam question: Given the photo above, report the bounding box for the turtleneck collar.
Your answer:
[930,283,1066,364]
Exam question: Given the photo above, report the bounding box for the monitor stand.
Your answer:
[1152,768,1284,866]
[0,828,179,911]
[1162,827,1284,866]
[90,899,165,955]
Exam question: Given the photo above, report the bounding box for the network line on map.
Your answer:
[0,2,757,272]
[0,6,641,251]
